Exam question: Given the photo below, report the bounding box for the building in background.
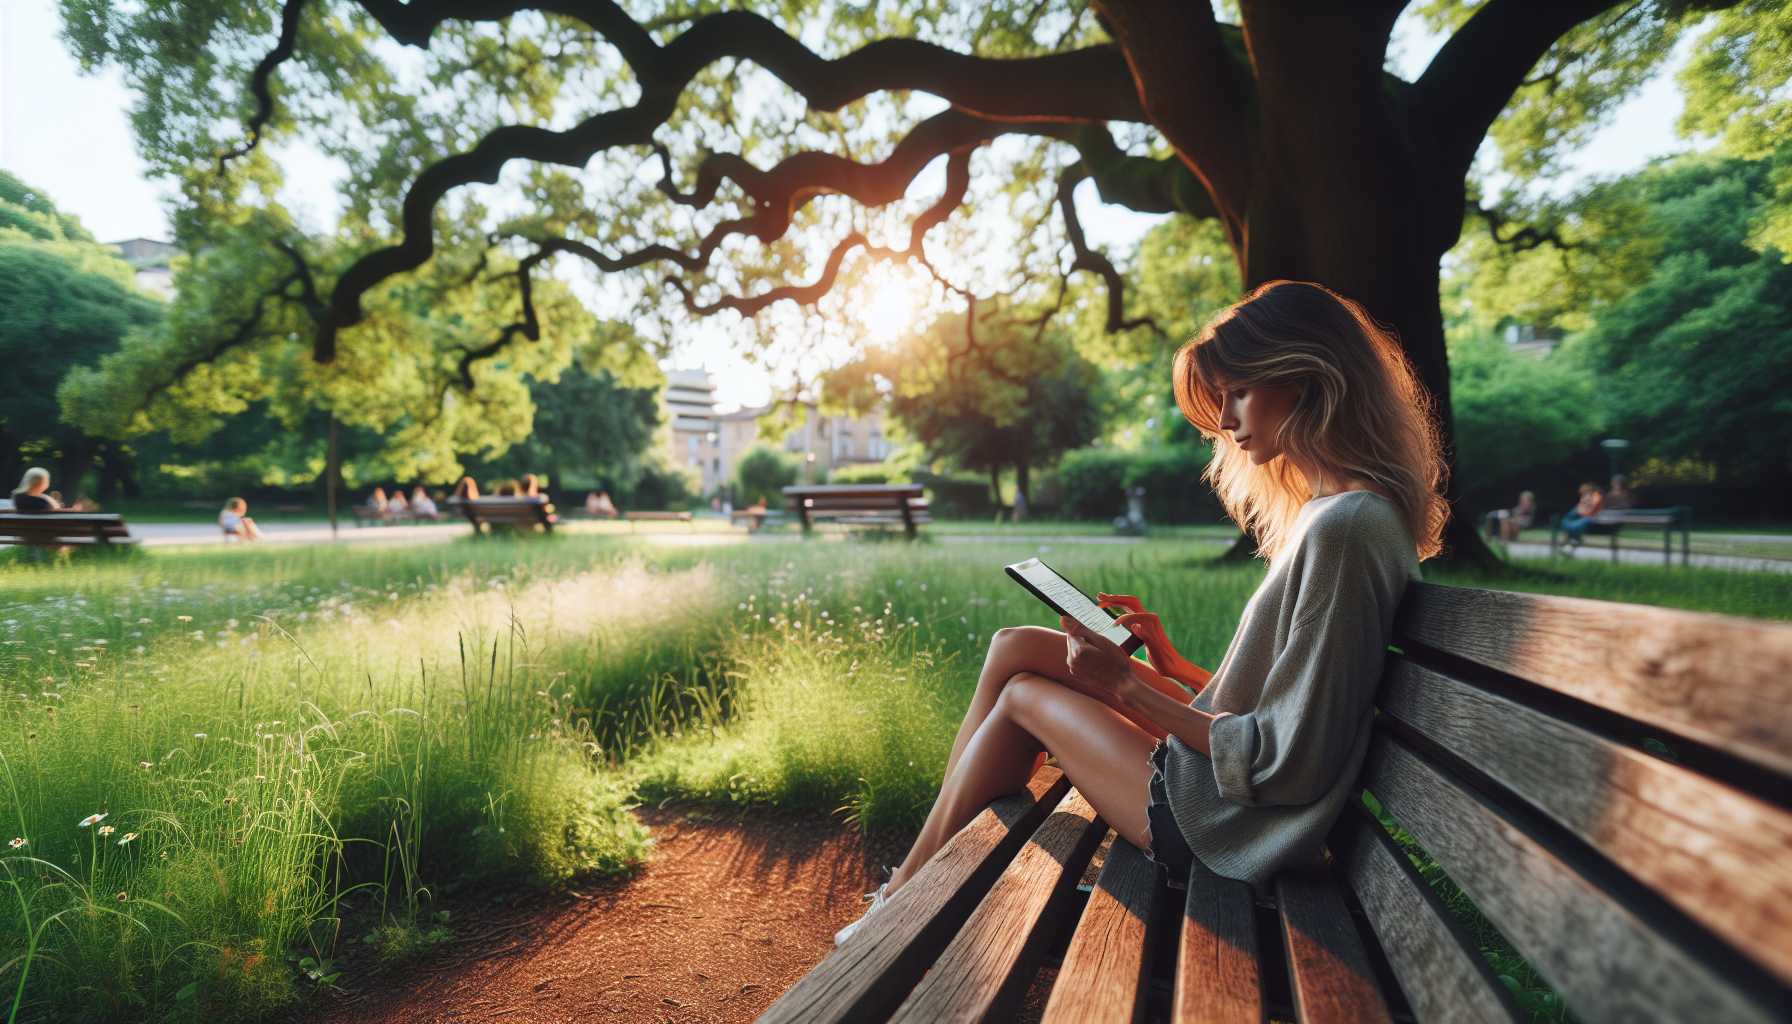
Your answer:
[1501,322,1561,359]
[660,370,890,497]
[106,238,177,297]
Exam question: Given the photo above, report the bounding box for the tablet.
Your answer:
[1004,557,1144,655]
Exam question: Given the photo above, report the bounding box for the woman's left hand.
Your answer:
[1060,616,1138,703]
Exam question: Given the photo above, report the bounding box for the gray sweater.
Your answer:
[1160,489,1421,890]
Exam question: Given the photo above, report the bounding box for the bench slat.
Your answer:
[1394,582,1792,780]
[1276,870,1394,1024]
[759,769,1068,1024]
[1173,860,1261,1023]
[1329,803,1521,1023]
[1380,656,1792,985]
[1364,733,1784,1023]
[889,787,1107,1023]
[1040,839,1158,1024]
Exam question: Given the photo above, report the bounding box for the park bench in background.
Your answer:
[730,507,788,533]
[459,497,554,535]
[351,505,396,527]
[1549,505,1692,565]
[763,582,1792,1023]
[0,513,139,548]
[783,484,930,539]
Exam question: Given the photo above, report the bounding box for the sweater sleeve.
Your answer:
[1205,511,1400,806]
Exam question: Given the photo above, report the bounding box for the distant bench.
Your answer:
[457,497,554,535]
[623,510,693,529]
[0,513,139,548]
[765,581,1792,1022]
[783,484,930,539]
[1549,505,1692,565]
[730,508,788,533]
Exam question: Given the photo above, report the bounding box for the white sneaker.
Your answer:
[833,872,896,946]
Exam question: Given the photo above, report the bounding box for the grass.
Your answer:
[0,531,1786,1021]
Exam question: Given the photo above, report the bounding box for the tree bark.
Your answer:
[1014,460,1031,522]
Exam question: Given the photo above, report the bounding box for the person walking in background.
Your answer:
[410,486,439,520]
[10,468,60,511]
[218,497,264,541]
[1606,474,1636,511]
[1497,490,1537,542]
[1558,482,1605,548]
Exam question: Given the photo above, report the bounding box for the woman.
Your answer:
[834,281,1446,945]
[10,468,61,512]
[218,497,263,541]
[411,486,440,520]
[1497,489,1537,542]
[448,476,480,504]
[1558,482,1604,548]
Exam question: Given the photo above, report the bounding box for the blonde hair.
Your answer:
[1172,280,1449,563]
[16,467,49,492]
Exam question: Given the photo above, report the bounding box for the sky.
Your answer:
[1,0,1702,408]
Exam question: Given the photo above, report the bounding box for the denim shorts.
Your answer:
[1144,741,1195,889]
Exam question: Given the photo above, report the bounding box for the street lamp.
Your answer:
[1600,438,1630,480]
[806,450,817,483]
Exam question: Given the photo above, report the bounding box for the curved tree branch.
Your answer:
[316,0,1144,360]
[1057,166,1159,337]
[218,0,310,174]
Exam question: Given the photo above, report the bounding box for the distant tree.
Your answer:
[0,170,163,494]
[826,314,1104,510]
[472,365,663,494]
[1445,333,1602,488]
[734,444,800,506]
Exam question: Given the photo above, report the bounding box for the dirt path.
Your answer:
[316,804,913,1023]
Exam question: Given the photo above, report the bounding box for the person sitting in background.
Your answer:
[387,487,410,515]
[521,473,545,502]
[1605,474,1636,511]
[1559,482,1605,547]
[448,476,479,504]
[585,490,618,518]
[410,486,439,520]
[1498,490,1537,542]
[10,468,59,512]
[68,495,100,512]
[494,479,520,497]
[367,486,389,513]
[218,497,264,541]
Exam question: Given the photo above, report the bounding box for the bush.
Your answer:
[1049,444,1221,523]
[827,462,895,485]
[626,457,696,511]
[734,445,800,506]
[914,470,997,518]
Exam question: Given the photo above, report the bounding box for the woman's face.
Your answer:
[1216,380,1300,466]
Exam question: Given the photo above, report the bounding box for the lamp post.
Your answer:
[805,451,817,484]
[1600,438,1631,481]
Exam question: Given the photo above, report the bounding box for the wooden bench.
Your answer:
[0,513,139,547]
[1549,505,1692,565]
[783,484,931,539]
[623,510,694,529]
[763,581,1792,1023]
[458,497,554,535]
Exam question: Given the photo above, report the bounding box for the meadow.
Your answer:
[1,530,1787,1022]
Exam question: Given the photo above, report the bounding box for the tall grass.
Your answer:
[1,532,1783,1021]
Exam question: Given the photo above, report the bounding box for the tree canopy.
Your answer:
[55,0,1787,558]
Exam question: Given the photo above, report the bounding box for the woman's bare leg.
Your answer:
[887,672,1159,894]
[941,627,1175,786]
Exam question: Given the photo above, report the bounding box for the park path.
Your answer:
[313,804,910,1024]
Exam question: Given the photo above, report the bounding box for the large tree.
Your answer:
[61,0,1780,564]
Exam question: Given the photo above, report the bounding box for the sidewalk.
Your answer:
[1504,540,1792,574]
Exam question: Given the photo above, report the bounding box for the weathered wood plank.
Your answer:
[1380,657,1792,986]
[889,788,1107,1023]
[1040,839,1158,1024]
[759,768,1068,1024]
[1172,859,1261,1023]
[1329,804,1520,1024]
[1394,582,1792,779]
[1275,870,1394,1024]
[1364,734,1784,1023]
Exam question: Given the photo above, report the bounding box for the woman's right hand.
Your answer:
[1097,594,1212,689]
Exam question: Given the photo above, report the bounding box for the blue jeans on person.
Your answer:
[1561,512,1593,542]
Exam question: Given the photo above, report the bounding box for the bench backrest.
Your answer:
[1334,581,1792,1022]
[783,484,924,512]
[0,513,133,544]
[458,498,550,525]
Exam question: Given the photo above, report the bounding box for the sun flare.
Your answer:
[858,267,928,345]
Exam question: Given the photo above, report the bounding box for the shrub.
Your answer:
[734,445,801,505]
[1049,445,1221,522]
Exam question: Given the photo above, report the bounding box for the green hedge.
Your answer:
[1043,445,1223,523]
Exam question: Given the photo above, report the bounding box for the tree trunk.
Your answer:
[325,415,341,538]
[1013,461,1031,522]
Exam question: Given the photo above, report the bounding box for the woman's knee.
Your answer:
[993,671,1058,727]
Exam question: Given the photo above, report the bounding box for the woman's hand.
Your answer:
[1097,594,1212,689]
[1059,616,1142,705]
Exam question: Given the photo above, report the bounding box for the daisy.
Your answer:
[77,812,107,828]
